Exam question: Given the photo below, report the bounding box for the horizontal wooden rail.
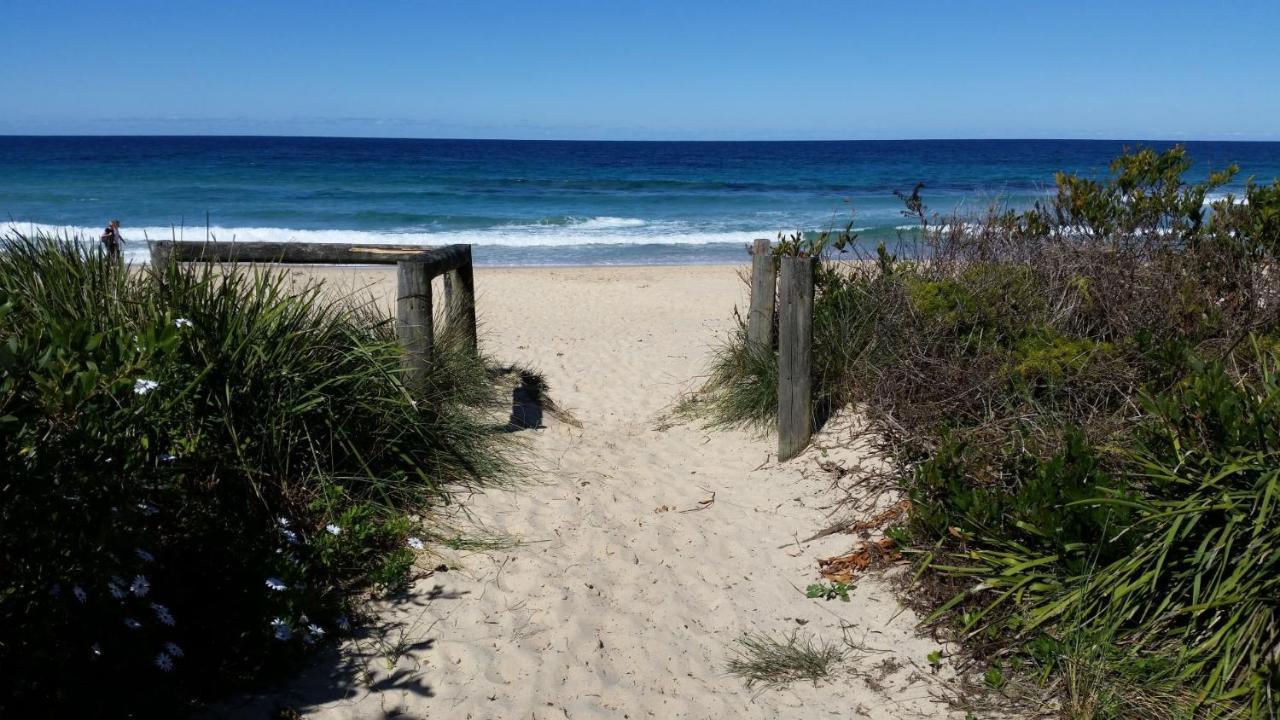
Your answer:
[149,240,471,272]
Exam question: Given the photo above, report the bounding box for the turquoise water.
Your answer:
[2,137,1279,265]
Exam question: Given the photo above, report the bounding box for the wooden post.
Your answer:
[747,238,776,351]
[396,260,433,385]
[148,241,171,269]
[443,245,477,353]
[777,255,814,461]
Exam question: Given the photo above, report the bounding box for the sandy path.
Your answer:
[227,265,960,719]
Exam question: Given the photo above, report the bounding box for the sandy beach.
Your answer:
[222,264,960,719]
[9,3,1276,714]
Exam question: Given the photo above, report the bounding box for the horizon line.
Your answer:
[2,133,1278,144]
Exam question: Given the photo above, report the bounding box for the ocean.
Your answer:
[3,136,1279,265]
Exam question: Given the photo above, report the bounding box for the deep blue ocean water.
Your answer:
[3,136,1279,265]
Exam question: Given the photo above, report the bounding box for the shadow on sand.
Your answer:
[502,369,546,431]
[202,580,473,719]
[205,372,555,718]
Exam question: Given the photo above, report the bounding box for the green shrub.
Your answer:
[906,265,1046,349]
[939,354,1280,713]
[694,146,1280,716]
[1090,353,1280,708]
[909,431,1131,573]
[0,235,514,714]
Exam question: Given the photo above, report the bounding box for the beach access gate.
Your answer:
[746,238,815,462]
[148,241,476,387]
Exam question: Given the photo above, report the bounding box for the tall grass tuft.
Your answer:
[0,234,517,714]
[727,631,845,690]
[693,325,778,430]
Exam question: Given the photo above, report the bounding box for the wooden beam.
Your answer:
[411,243,474,279]
[443,245,478,353]
[777,255,814,461]
[746,238,776,351]
[149,240,473,274]
[396,261,433,386]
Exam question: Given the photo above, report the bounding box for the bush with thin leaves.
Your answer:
[0,234,516,715]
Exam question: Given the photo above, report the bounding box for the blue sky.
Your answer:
[2,0,1277,140]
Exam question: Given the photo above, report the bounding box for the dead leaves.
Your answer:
[817,538,900,584]
[847,499,911,534]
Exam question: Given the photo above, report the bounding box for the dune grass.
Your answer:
[727,631,845,690]
[0,234,525,714]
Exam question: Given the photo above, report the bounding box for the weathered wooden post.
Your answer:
[396,260,433,385]
[777,255,815,461]
[443,245,478,353]
[148,241,171,268]
[747,238,776,351]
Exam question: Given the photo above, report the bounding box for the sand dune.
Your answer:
[221,265,961,719]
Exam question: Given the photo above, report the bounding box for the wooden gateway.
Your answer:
[148,240,477,386]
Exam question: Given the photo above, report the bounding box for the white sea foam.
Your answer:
[569,216,648,229]
[1204,193,1248,206]
[2,220,774,261]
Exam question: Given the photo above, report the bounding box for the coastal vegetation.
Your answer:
[695,147,1280,717]
[727,631,846,691]
[0,236,519,715]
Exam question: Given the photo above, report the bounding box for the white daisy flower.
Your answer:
[303,623,326,645]
[151,602,175,626]
[277,517,291,528]
[73,585,87,603]
[135,548,155,563]
[158,453,176,462]
[133,379,159,395]
[334,614,350,631]
[265,577,288,592]
[130,575,150,597]
[90,642,103,657]
[163,642,184,658]
[155,652,174,672]
[137,502,159,515]
[325,524,341,536]
[174,318,193,329]
[407,537,425,550]
[124,618,142,630]
[270,618,292,641]
[280,528,299,544]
